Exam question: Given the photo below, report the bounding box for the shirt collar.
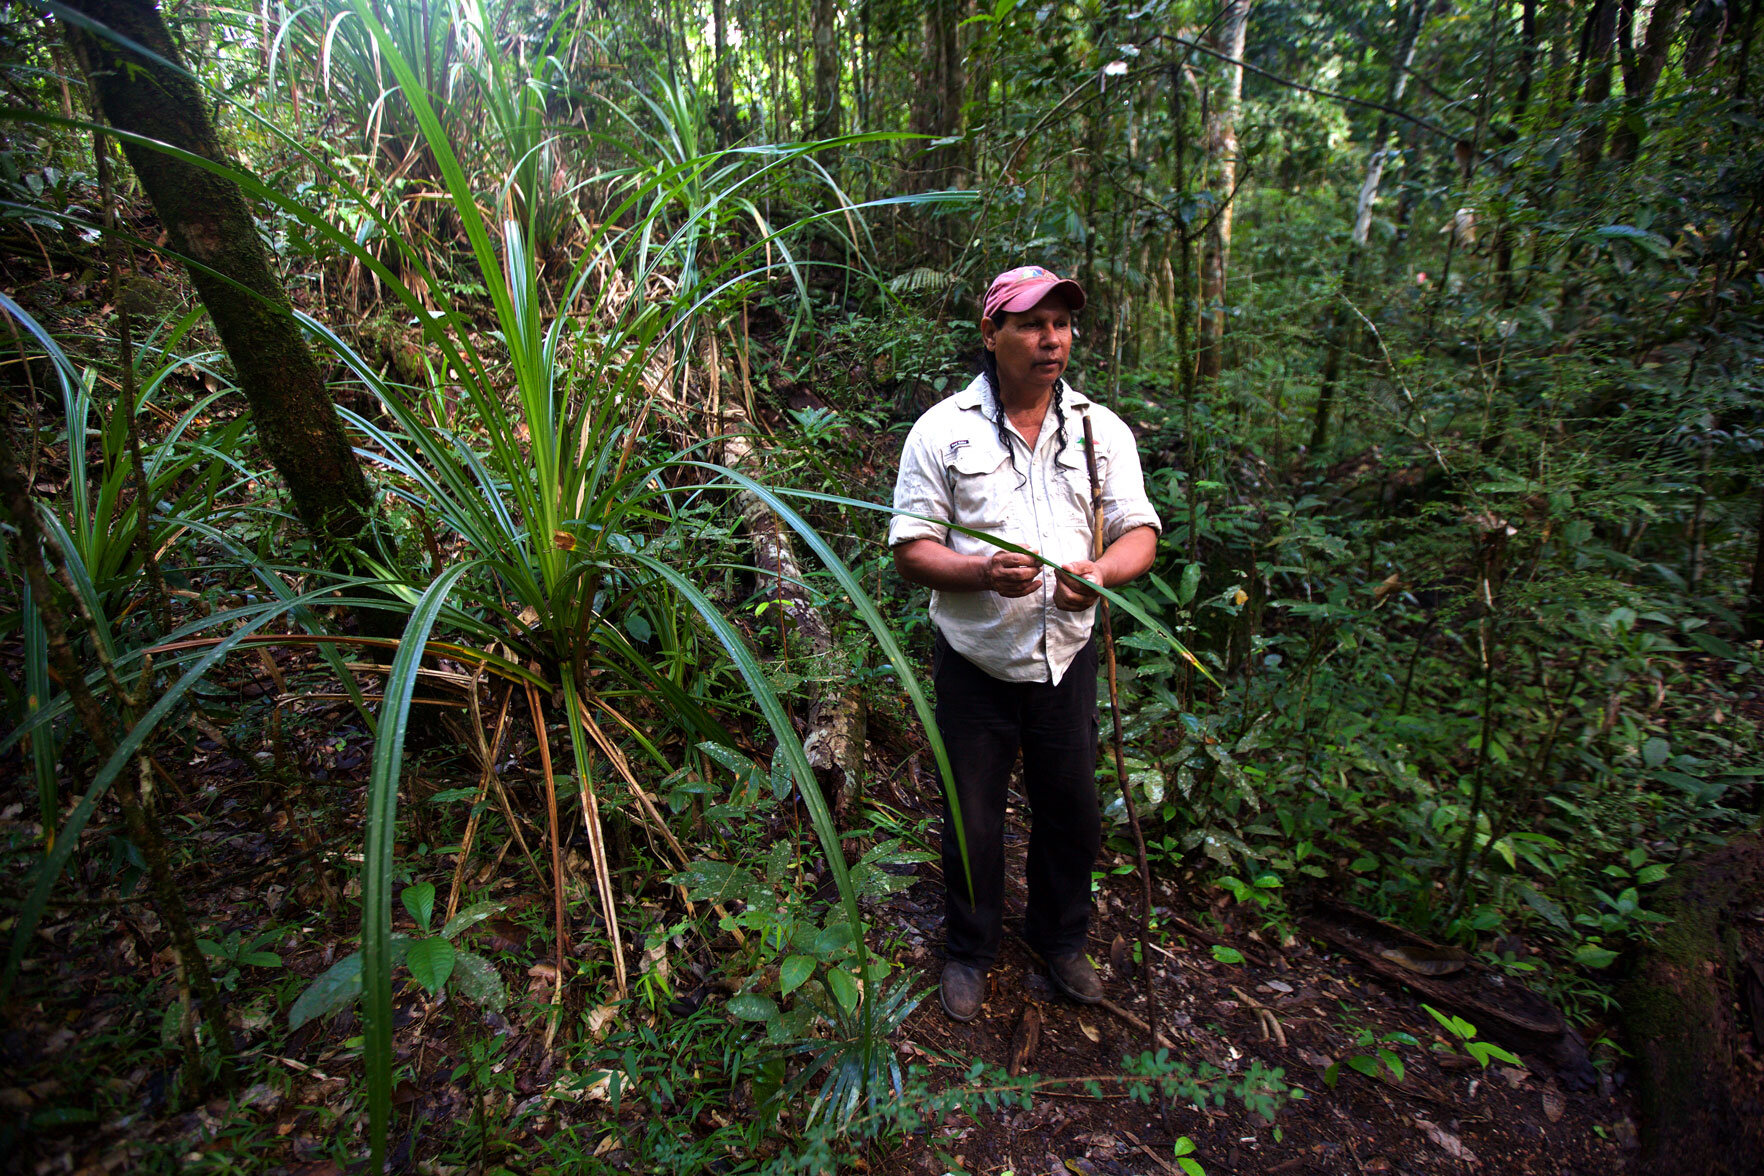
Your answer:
[954,374,1092,419]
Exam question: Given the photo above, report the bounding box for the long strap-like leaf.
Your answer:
[359,560,477,1172]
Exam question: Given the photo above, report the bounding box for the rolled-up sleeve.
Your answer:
[1098,412,1161,545]
[889,422,952,547]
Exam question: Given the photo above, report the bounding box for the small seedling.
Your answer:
[1323,1027,1416,1087]
[288,883,508,1029]
[197,928,285,991]
[1421,1004,1524,1069]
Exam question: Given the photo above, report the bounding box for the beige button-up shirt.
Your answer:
[889,376,1161,685]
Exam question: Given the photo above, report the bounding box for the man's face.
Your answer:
[981,292,1073,398]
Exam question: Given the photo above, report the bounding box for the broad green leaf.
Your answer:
[1467,1041,1523,1068]
[1178,562,1202,605]
[1491,837,1516,869]
[449,950,507,1012]
[1347,1055,1379,1077]
[1686,631,1739,660]
[825,966,860,1012]
[1211,945,1244,965]
[406,937,456,995]
[850,862,915,900]
[291,952,364,1030]
[1573,944,1619,969]
[813,922,856,959]
[780,954,815,996]
[441,900,506,941]
[1517,884,1572,933]
[727,993,779,1022]
[770,746,794,801]
[1641,738,1670,769]
[671,860,751,902]
[401,882,436,933]
[698,741,753,780]
[427,787,480,805]
[1594,224,1671,258]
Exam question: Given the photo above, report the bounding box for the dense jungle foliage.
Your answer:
[2,0,1761,1171]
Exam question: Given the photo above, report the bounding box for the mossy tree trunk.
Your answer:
[64,0,379,557]
[1620,835,1764,1175]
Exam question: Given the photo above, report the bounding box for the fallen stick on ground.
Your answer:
[1096,994,1180,1052]
[1120,1129,1185,1176]
[1229,983,1289,1048]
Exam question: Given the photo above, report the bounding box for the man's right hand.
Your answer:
[982,549,1042,597]
[892,538,1043,598]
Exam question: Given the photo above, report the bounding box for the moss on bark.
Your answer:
[1620,834,1764,1175]
[64,0,378,554]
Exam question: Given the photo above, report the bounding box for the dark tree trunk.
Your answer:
[64,0,379,557]
[713,0,734,146]
[1609,0,1685,161]
[1621,836,1764,1174]
[1682,0,1732,78]
[1575,0,1620,175]
[1494,0,1539,308]
[1309,0,1428,456]
[1738,0,1759,101]
[1197,0,1250,383]
[911,0,966,191]
[810,0,840,140]
[1746,480,1764,640]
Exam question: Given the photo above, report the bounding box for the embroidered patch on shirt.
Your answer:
[946,439,970,456]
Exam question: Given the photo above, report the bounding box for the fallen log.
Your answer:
[1302,900,1593,1088]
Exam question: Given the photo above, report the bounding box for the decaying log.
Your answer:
[717,345,865,820]
[1303,899,1596,1089]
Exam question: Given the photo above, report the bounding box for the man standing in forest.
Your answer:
[890,266,1161,1021]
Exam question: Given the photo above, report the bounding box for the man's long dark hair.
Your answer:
[978,343,1070,470]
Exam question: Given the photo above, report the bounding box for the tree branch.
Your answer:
[1145,32,1466,146]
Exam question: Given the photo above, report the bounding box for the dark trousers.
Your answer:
[934,631,1101,969]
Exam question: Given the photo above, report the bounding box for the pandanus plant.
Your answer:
[271,6,968,1159]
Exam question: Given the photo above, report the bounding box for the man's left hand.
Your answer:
[1054,559,1103,611]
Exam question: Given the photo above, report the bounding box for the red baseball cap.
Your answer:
[982,265,1086,322]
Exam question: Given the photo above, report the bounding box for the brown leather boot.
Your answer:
[940,960,987,1021]
[1046,953,1103,1004]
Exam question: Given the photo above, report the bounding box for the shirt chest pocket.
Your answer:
[944,440,1016,534]
[1054,444,1104,531]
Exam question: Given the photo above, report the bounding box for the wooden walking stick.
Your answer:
[1079,412,1162,1061]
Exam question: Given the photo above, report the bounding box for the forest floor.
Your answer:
[838,693,1649,1176]
[2,638,1651,1176]
[866,798,1640,1176]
